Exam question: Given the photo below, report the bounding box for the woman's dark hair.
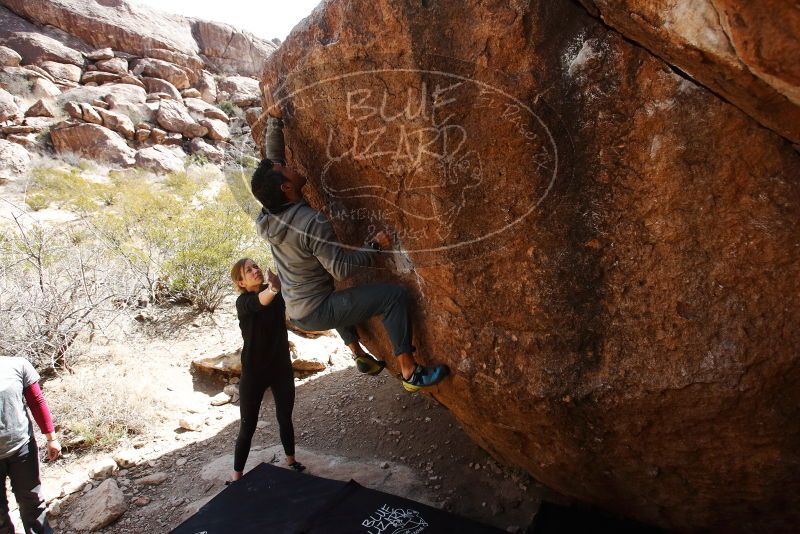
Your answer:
[251,159,288,211]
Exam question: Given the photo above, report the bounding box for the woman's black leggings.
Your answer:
[234,365,296,472]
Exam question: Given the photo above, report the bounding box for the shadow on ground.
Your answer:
[55,365,545,533]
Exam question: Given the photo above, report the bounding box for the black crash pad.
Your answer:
[171,462,505,534]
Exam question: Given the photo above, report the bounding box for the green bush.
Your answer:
[161,188,262,311]
[16,159,268,322]
[185,152,210,168]
[217,100,238,118]
[87,169,264,312]
[163,170,204,200]
[235,154,259,170]
[25,193,48,211]
[27,165,115,212]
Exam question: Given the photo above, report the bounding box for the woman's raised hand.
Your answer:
[267,269,281,292]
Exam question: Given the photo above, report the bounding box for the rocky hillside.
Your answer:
[255,1,800,532]
[0,0,275,182]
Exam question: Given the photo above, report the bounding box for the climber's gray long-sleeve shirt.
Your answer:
[256,117,376,320]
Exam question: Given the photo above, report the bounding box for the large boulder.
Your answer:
[24,98,56,118]
[79,102,102,125]
[131,58,190,89]
[51,122,135,166]
[57,83,146,107]
[258,1,800,532]
[143,48,203,76]
[81,70,120,85]
[0,45,21,67]
[197,69,216,104]
[0,138,30,181]
[141,77,182,101]
[192,20,278,76]
[97,107,134,140]
[135,145,185,174]
[183,97,227,123]
[217,75,259,107]
[0,87,20,121]
[2,31,84,66]
[38,61,82,83]
[94,57,128,75]
[85,47,113,62]
[30,77,60,99]
[68,478,127,531]
[156,99,207,138]
[579,0,800,144]
[198,117,229,141]
[0,65,52,97]
[188,137,223,163]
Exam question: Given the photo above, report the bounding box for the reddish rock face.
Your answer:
[256,0,800,531]
[581,0,800,144]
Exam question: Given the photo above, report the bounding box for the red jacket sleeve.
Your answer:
[23,382,54,435]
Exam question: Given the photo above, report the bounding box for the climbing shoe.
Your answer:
[288,461,306,473]
[354,353,386,375]
[402,364,450,392]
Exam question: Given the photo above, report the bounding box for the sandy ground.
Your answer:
[18,297,545,533]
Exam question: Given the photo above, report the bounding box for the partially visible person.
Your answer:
[0,356,61,534]
[229,258,305,483]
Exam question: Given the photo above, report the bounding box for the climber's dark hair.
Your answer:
[251,159,288,212]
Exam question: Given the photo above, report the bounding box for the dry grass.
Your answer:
[45,362,165,450]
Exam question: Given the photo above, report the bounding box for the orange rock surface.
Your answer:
[255,0,800,531]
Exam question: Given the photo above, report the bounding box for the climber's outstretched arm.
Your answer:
[264,116,286,166]
[264,86,286,165]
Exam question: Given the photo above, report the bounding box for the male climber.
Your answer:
[249,89,449,392]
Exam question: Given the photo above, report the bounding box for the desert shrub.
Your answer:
[88,178,181,304]
[185,152,210,168]
[46,367,163,450]
[163,170,203,200]
[87,169,264,312]
[224,168,262,220]
[160,188,262,311]
[0,210,122,373]
[234,153,259,171]
[13,158,268,326]
[217,100,238,118]
[27,165,115,213]
[35,127,51,145]
[25,193,48,211]
[0,74,34,101]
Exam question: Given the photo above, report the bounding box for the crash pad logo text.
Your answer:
[362,504,429,534]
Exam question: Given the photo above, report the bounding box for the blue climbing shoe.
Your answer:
[402,364,449,392]
[355,353,386,375]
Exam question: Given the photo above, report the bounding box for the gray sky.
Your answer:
[127,0,321,41]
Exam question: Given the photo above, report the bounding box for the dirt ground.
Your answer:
[24,296,545,533]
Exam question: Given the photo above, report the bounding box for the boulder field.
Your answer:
[0,0,277,77]
[0,0,269,178]
[254,0,800,531]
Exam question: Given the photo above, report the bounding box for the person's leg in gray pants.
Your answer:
[0,438,50,534]
[294,283,415,356]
